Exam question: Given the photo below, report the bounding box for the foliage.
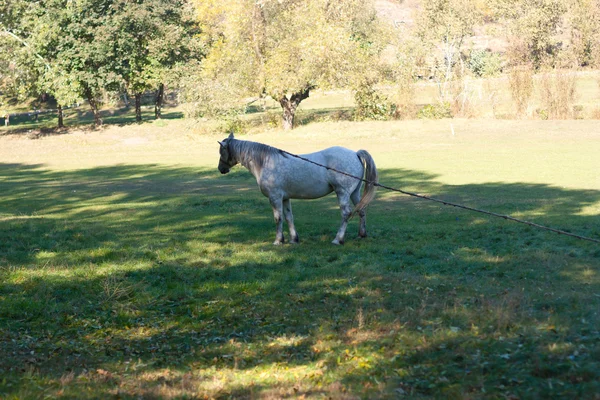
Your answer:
[493,0,566,68]
[178,62,248,120]
[566,0,600,67]
[0,1,44,113]
[353,83,394,121]
[416,0,482,102]
[107,0,202,121]
[220,116,248,135]
[468,49,504,77]
[418,102,453,119]
[0,37,43,113]
[194,0,389,129]
[389,38,425,119]
[2,0,201,126]
[4,0,600,126]
[417,0,482,45]
[31,0,126,125]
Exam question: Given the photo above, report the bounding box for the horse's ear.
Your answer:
[228,132,234,140]
[218,141,224,147]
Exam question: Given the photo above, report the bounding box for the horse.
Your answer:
[217,133,378,245]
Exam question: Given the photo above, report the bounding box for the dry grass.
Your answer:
[509,65,535,118]
[539,69,578,119]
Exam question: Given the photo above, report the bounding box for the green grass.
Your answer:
[0,121,599,399]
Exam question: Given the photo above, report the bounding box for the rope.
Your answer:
[280,149,600,245]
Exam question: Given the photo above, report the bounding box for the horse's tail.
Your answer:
[354,150,378,214]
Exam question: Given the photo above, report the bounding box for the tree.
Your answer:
[567,0,600,67]
[195,0,386,130]
[108,0,202,122]
[0,33,42,115]
[41,67,82,128]
[28,0,123,127]
[2,0,110,128]
[108,0,161,122]
[18,0,201,127]
[147,1,203,119]
[3,0,202,127]
[416,0,481,102]
[0,0,43,117]
[492,0,565,68]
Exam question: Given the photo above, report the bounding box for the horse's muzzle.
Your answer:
[218,165,230,174]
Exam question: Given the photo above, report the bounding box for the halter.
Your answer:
[218,139,236,173]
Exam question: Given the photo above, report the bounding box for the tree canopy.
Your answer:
[1,0,201,126]
[2,0,600,129]
[194,0,388,129]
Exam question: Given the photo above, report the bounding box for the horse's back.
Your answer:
[302,146,364,192]
[260,146,362,200]
[302,146,361,171]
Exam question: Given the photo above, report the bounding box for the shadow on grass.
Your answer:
[0,163,599,398]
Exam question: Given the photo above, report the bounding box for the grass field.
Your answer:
[1,119,599,399]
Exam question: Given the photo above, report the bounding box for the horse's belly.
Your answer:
[284,180,332,199]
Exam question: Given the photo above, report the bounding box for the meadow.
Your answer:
[0,117,599,399]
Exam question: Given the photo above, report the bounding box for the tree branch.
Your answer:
[1,29,51,70]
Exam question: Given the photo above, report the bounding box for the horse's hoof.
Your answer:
[332,239,344,245]
[273,240,284,245]
[290,240,299,245]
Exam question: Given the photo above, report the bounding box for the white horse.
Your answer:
[217,133,378,245]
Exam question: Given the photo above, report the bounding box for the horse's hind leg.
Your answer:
[333,192,352,245]
[351,187,367,238]
[269,197,285,245]
[283,199,299,244]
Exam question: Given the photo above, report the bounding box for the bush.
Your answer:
[539,70,577,119]
[263,111,282,129]
[392,70,417,119]
[509,65,534,118]
[353,84,394,121]
[220,116,248,135]
[468,49,503,77]
[417,102,453,119]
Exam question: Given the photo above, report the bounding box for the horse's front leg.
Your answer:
[269,197,285,245]
[283,199,299,244]
[333,193,352,245]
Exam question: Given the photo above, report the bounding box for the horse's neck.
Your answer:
[232,140,265,177]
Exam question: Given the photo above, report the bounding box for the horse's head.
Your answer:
[218,132,237,174]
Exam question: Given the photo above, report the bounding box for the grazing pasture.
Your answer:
[0,119,599,398]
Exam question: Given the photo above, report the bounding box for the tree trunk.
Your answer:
[279,98,297,131]
[57,104,64,128]
[135,93,142,122]
[155,83,164,119]
[84,87,103,127]
[278,87,311,130]
[123,92,130,108]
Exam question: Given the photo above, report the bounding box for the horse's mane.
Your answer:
[229,139,285,169]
